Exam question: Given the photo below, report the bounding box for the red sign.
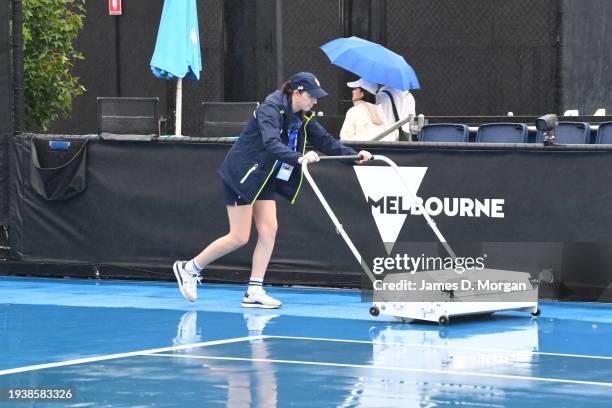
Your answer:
[109,0,122,16]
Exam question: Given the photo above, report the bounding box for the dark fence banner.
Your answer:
[0,0,11,225]
[9,136,612,299]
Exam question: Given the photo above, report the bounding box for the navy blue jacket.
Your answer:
[219,90,357,204]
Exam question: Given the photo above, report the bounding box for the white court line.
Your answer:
[0,336,267,376]
[267,335,612,361]
[147,353,612,388]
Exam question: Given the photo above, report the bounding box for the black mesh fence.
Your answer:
[49,0,225,137]
[385,0,559,116]
[44,0,564,134]
[48,0,152,135]
[561,0,612,115]
[0,0,11,225]
[282,0,344,116]
[180,0,224,136]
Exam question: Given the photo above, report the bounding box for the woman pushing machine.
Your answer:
[173,72,372,308]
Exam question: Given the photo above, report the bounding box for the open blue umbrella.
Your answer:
[320,36,419,91]
[150,0,202,136]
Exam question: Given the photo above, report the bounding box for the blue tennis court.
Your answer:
[1,276,612,407]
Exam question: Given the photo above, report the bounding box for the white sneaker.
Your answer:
[173,261,201,302]
[242,288,282,309]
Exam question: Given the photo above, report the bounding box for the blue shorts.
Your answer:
[222,179,278,206]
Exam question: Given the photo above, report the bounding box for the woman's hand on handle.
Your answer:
[298,151,320,164]
[356,150,373,164]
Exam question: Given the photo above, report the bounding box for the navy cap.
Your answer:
[289,72,328,98]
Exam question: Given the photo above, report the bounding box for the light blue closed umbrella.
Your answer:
[320,36,419,91]
[150,0,202,136]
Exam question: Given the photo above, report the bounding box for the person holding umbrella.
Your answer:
[320,36,419,141]
[173,72,372,308]
[339,80,390,141]
[340,77,415,141]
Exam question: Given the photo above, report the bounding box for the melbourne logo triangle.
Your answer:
[353,166,427,255]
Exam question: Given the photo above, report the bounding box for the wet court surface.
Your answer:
[1,276,611,407]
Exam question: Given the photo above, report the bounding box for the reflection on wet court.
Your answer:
[1,276,612,407]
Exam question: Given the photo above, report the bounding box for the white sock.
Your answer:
[185,258,203,275]
[247,278,263,295]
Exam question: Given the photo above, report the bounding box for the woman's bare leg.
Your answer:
[241,199,281,307]
[193,204,253,268]
[250,200,278,280]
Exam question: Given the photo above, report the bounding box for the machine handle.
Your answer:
[317,155,363,161]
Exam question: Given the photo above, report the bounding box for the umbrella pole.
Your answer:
[176,78,183,136]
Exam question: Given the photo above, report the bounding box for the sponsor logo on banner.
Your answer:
[353,166,505,253]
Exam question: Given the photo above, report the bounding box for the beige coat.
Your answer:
[340,101,393,141]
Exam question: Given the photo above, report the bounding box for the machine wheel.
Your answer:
[438,315,450,326]
[369,306,380,317]
[530,308,541,317]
